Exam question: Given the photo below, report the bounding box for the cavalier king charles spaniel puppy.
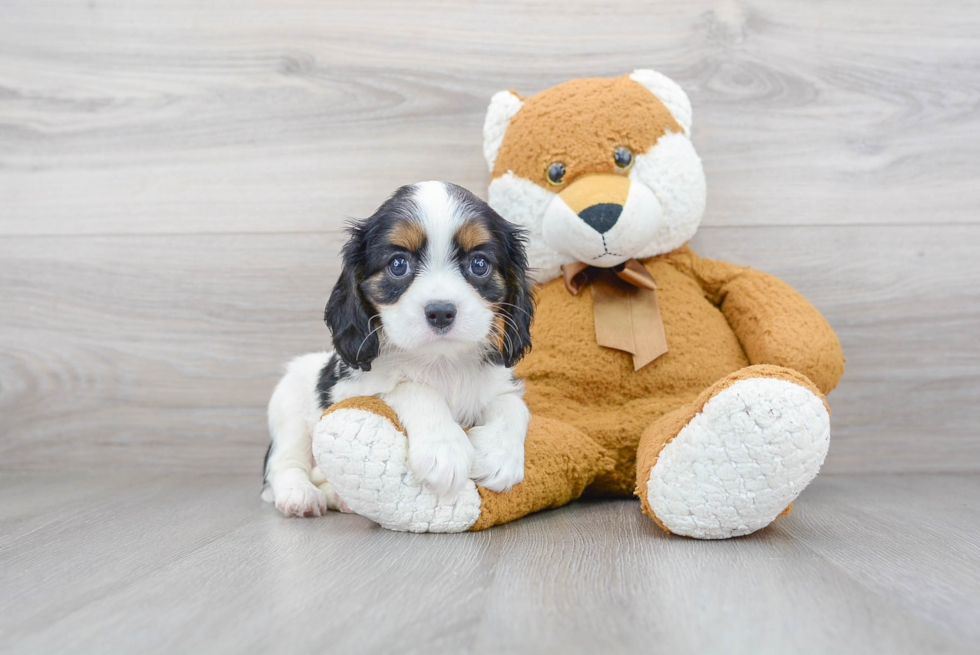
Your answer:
[263,181,535,517]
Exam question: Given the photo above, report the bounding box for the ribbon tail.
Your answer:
[629,286,668,370]
[586,265,669,371]
[590,272,637,354]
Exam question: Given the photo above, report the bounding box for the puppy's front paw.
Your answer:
[469,424,525,493]
[409,423,474,498]
[272,468,328,518]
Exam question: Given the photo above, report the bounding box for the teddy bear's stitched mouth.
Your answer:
[592,251,626,263]
[592,234,625,260]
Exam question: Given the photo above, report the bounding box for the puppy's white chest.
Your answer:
[335,353,507,428]
[409,361,495,427]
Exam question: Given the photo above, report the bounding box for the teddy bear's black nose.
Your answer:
[578,203,623,234]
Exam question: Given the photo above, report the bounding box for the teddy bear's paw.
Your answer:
[309,466,347,512]
[646,377,830,539]
[312,407,482,533]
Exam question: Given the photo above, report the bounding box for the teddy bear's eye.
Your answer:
[546,162,566,186]
[613,147,633,171]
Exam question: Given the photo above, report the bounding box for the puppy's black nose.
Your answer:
[579,203,623,234]
[425,302,457,329]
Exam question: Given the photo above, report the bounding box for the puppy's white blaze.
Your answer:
[413,180,462,270]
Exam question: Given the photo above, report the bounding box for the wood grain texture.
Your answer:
[1,1,979,473]
[1,0,979,236]
[1,472,978,654]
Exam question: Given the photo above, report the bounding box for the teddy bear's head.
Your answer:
[483,70,706,283]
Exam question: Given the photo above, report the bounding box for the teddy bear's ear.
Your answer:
[629,69,693,136]
[483,89,524,173]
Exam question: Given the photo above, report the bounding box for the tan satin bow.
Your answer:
[561,259,668,371]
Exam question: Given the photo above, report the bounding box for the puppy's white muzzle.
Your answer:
[380,269,495,354]
[541,174,663,267]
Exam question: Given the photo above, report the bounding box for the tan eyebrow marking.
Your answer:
[455,220,492,251]
[362,271,385,298]
[389,220,426,252]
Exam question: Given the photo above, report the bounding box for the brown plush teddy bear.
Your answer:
[312,70,844,538]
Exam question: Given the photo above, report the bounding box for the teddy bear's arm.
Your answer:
[669,246,845,395]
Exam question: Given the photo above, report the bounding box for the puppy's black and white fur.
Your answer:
[262,181,535,517]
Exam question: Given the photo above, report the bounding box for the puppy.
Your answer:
[262,181,535,517]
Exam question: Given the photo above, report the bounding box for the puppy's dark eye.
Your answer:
[546,162,566,186]
[469,257,491,277]
[387,256,411,278]
[613,146,633,171]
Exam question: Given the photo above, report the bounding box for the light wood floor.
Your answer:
[2,0,979,652]
[2,472,978,654]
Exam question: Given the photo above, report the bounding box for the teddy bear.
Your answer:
[311,69,844,538]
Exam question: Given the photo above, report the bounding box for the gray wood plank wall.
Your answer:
[2,0,978,474]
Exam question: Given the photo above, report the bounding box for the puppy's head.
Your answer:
[325,181,534,371]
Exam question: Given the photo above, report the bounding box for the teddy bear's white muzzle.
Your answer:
[541,178,663,267]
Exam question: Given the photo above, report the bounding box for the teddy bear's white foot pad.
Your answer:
[647,378,830,539]
[312,408,482,533]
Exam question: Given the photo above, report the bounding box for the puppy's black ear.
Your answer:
[499,223,535,368]
[325,224,379,371]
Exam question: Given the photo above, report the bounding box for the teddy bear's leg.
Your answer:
[635,365,831,539]
[313,397,611,533]
[308,466,350,513]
